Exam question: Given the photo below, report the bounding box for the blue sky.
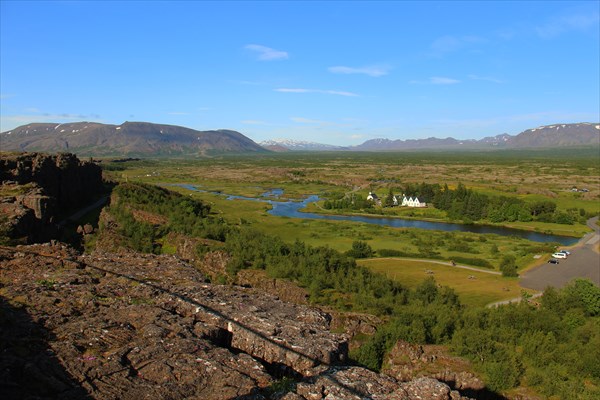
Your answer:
[1,1,599,145]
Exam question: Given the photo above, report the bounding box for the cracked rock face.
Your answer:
[0,244,345,399]
[0,152,103,243]
[0,243,471,399]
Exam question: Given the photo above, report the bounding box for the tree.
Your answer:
[415,276,439,305]
[346,241,374,259]
[500,255,518,277]
[564,279,600,316]
[384,188,395,207]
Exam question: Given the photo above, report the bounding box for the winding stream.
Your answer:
[174,184,579,245]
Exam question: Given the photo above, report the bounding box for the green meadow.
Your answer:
[100,150,598,303]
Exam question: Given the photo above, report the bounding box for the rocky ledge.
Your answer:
[0,152,103,243]
[0,243,470,399]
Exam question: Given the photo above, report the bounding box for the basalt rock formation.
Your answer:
[384,341,486,396]
[0,152,103,243]
[0,243,471,399]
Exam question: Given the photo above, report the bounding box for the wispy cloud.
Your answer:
[536,12,600,39]
[410,77,460,85]
[468,74,505,84]
[275,88,359,97]
[228,79,264,86]
[290,117,328,124]
[328,65,391,77]
[1,112,103,132]
[430,111,599,134]
[241,120,270,125]
[429,35,485,56]
[0,93,16,100]
[245,44,289,61]
[430,76,460,85]
[290,117,356,129]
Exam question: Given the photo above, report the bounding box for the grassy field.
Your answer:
[100,149,597,275]
[357,258,529,308]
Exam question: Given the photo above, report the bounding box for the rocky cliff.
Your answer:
[0,243,471,399]
[0,152,103,243]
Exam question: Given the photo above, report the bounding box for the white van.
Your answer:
[552,252,567,259]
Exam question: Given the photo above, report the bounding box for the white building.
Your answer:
[401,194,426,208]
[366,192,381,205]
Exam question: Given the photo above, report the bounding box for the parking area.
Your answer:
[520,218,600,291]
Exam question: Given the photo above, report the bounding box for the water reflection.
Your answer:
[173,184,578,245]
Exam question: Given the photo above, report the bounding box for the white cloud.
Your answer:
[1,113,103,132]
[536,12,600,38]
[275,88,311,93]
[241,120,270,125]
[245,44,289,61]
[429,35,485,56]
[429,76,460,85]
[290,117,330,124]
[411,77,460,85]
[468,74,505,84]
[228,79,264,86]
[328,65,391,77]
[275,88,359,97]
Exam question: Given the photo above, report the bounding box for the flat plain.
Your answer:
[102,149,599,306]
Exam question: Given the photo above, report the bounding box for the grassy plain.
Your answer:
[357,258,527,307]
[101,149,598,304]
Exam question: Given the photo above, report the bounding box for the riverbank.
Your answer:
[301,200,589,239]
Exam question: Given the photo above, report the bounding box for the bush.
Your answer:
[452,256,493,268]
[346,241,374,259]
[500,255,518,277]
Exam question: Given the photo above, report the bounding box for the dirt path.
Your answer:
[369,257,502,275]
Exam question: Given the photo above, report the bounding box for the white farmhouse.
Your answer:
[366,192,378,201]
[366,192,382,205]
[401,194,426,208]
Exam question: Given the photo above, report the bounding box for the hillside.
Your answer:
[354,123,600,151]
[0,122,268,156]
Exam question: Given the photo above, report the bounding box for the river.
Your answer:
[174,184,579,245]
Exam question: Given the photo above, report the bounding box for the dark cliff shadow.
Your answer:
[440,378,507,400]
[0,296,92,400]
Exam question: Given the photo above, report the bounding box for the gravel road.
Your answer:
[520,217,600,291]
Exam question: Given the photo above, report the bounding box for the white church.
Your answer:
[368,192,427,208]
[395,194,426,208]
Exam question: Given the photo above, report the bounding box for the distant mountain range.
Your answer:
[1,121,598,156]
[264,123,599,151]
[353,123,599,151]
[0,121,267,156]
[259,139,347,152]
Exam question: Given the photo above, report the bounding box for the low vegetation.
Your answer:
[96,181,600,398]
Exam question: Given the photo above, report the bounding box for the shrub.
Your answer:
[500,255,518,277]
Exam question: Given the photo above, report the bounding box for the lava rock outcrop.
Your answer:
[0,152,103,242]
[0,243,471,399]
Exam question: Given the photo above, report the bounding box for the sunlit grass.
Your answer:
[358,258,530,308]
